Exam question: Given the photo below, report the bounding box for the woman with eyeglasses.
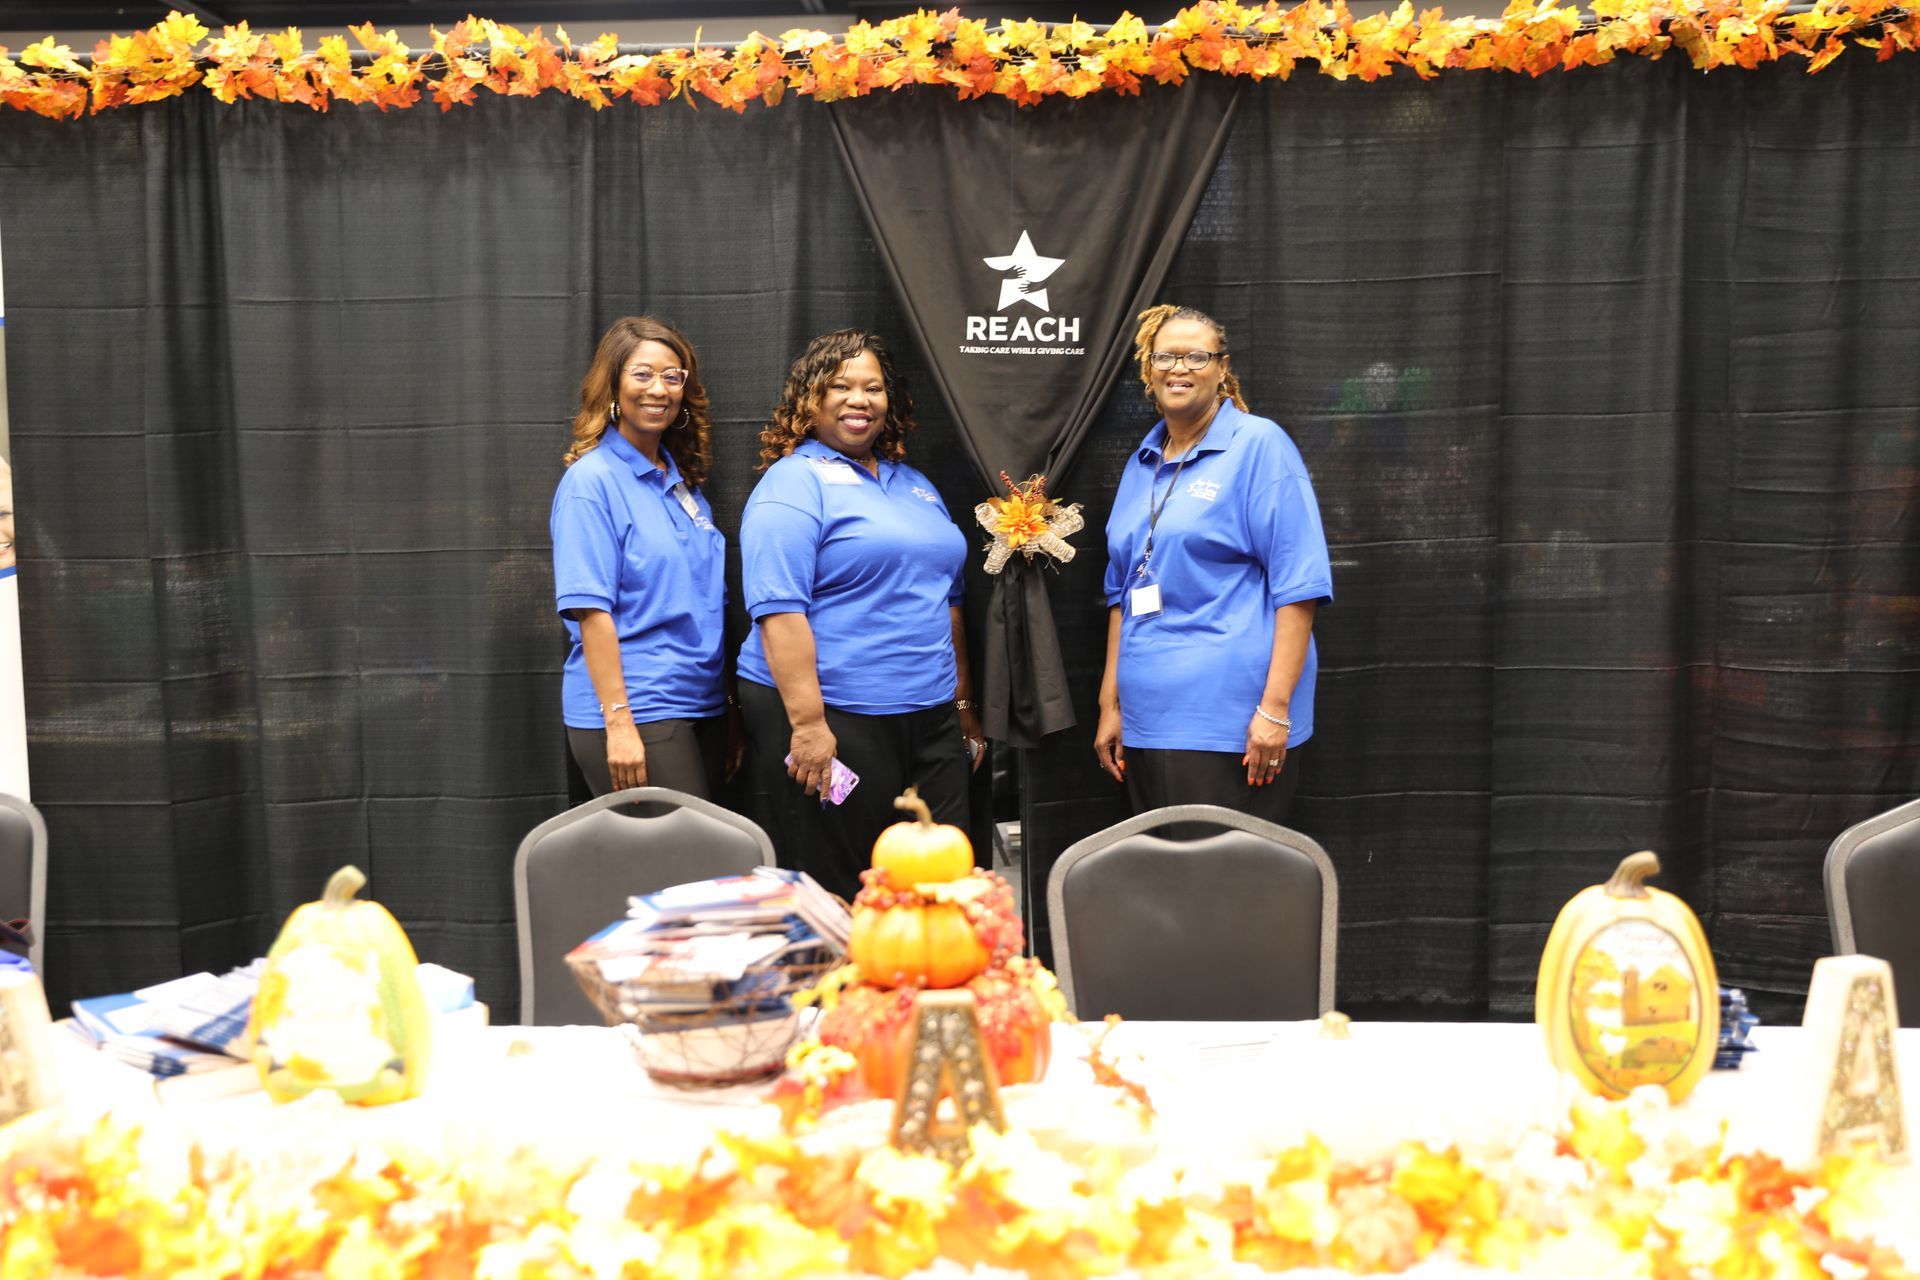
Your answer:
[550,316,742,799]
[1095,304,1334,822]
[735,329,985,902]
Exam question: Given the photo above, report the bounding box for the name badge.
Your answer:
[1130,582,1163,618]
[811,458,863,486]
[671,483,702,520]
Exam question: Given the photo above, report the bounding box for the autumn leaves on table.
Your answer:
[7,0,1920,121]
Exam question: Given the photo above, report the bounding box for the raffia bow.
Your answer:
[974,472,1084,575]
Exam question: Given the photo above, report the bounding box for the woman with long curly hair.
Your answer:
[550,316,741,799]
[734,329,985,899]
[1095,304,1333,823]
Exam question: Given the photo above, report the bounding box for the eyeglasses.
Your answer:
[1149,350,1225,372]
[628,365,688,389]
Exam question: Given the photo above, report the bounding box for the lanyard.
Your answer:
[1137,424,1210,575]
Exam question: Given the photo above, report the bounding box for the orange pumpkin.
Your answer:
[871,787,973,888]
[817,971,1052,1101]
[848,899,990,989]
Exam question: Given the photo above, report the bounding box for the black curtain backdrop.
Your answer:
[829,78,1241,745]
[2,55,1916,1023]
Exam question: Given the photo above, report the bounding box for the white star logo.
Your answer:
[982,230,1066,313]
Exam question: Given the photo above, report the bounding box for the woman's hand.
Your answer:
[958,705,987,774]
[606,719,648,792]
[1243,710,1288,787]
[1094,702,1126,783]
[788,719,838,797]
[724,705,747,781]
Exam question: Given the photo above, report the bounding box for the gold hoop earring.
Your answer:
[607,400,620,427]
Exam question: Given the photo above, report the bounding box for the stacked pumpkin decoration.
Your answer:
[815,789,1056,1101]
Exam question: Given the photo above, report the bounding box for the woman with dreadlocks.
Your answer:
[1095,304,1333,822]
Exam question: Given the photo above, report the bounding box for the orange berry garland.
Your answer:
[816,963,1055,1101]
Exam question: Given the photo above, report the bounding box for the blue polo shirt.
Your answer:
[737,440,966,714]
[1103,401,1333,753]
[551,431,726,728]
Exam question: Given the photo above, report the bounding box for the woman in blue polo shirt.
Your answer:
[736,329,986,900]
[551,316,737,799]
[1095,304,1334,822]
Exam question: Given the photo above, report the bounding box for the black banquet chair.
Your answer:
[1823,796,1920,1028]
[513,787,776,1026]
[1045,804,1337,1022]
[0,792,47,976]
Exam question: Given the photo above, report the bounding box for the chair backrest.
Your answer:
[1824,796,1920,1028]
[0,793,48,976]
[513,787,776,1026]
[1046,804,1337,1021]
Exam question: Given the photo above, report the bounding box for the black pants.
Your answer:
[737,679,969,904]
[567,716,727,801]
[1125,745,1302,832]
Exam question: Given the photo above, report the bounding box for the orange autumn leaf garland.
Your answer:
[4,0,1920,120]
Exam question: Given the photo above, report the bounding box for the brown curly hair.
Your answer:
[757,329,916,470]
[563,316,714,489]
[1133,304,1249,415]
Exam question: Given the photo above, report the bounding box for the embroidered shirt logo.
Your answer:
[1186,479,1221,503]
[910,486,941,504]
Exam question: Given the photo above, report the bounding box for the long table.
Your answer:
[29,1017,1920,1274]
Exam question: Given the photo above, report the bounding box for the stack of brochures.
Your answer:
[70,967,262,1078]
[67,961,481,1081]
[569,867,850,1015]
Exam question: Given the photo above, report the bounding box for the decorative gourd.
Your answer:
[247,865,432,1106]
[847,869,1024,990]
[871,788,973,888]
[1536,851,1719,1102]
[848,897,991,989]
[818,969,1052,1100]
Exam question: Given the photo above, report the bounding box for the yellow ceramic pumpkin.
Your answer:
[1536,851,1719,1102]
[247,865,432,1106]
[871,787,973,888]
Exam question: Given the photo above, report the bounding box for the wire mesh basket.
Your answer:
[568,938,838,1086]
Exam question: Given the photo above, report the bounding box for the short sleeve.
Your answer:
[742,497,824,620]
[552,489,621,617]
[1247,447,1334,611]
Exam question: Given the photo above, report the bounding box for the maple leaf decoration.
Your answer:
[975,471,1085,574]
[2,1,1909,120]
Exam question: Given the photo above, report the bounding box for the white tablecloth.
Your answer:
[38,1015,1920,1274]
[51,1016,1919,1168]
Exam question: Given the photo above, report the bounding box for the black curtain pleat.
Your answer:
[828,79,1242,745]
[2,55,1916,1023]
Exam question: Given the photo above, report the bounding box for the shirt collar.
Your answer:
[1139,398,1245,464]
[795,437,888,476]
[602,428,682,488]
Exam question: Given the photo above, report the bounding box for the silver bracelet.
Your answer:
[601,702,630,717]
[954,699,977,712]
[1254,705,1291,730]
